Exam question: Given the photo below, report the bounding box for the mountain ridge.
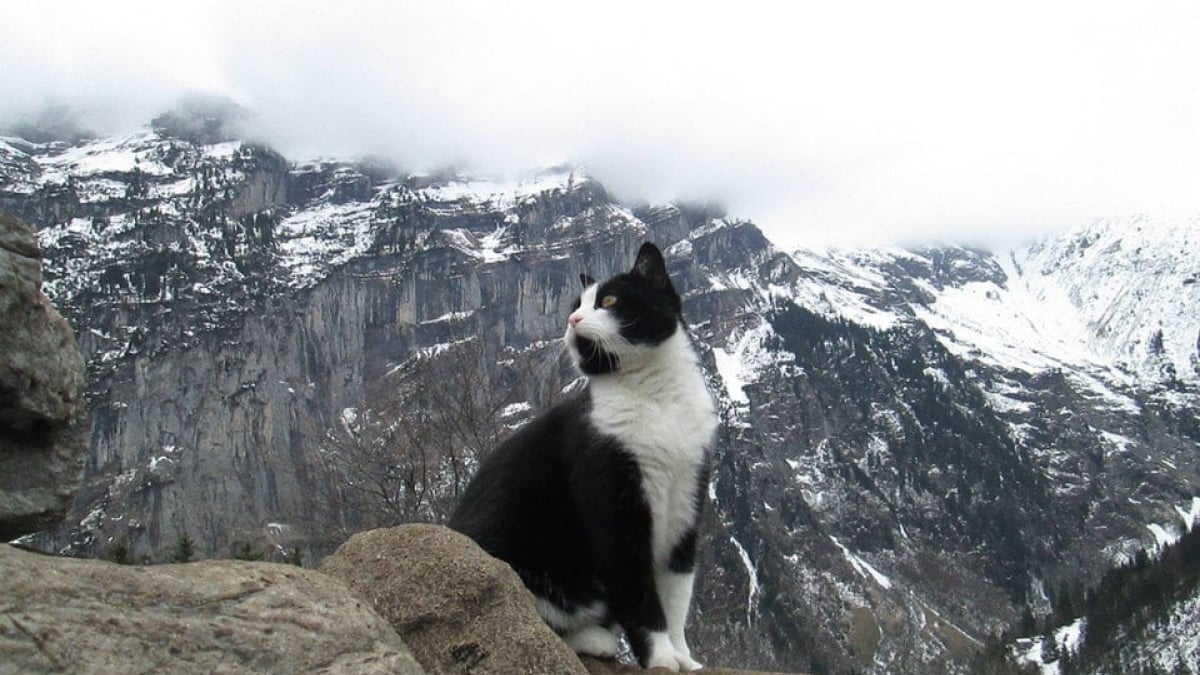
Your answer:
[2,118,1197,674]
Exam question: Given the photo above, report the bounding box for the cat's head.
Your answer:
[565,242,683,375]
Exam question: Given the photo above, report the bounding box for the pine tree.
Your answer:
[1019,607,1038,636]
[171,532,196,563]
[230,542,265,561]
[103,536,133,565]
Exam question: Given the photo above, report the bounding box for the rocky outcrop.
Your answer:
[320,524,589,675]
[0,526,800,675]
[0,543,425,674]
[320,524,806,675]
[0,213,86,540]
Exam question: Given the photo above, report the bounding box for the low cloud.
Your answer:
[3,1,1199,250]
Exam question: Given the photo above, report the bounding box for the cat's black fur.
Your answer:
[449,242,715,670]
[450,391,666,654]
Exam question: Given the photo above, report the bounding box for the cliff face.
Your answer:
[3,119,1198,674]
[0,213,86,539]
[70,213,645,560]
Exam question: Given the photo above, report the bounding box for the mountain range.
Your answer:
[2,106,1197,674]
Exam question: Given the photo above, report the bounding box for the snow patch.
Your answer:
[148,455,174,471]
[500,402,532,418]
[1147,523,1181,550]
[443,226,521,263]
[477,226,518,263]
[830,536,893,589]
[339,407,358,434]
[36,131,174,180]
[420,310,475,325]
[984,390,1034,414]
[1098,430,1135,455]
[417,168,585,209]
[711,320,791,414]
[1014,618,1085,675]
[729,536,761,624]
[712,347,750,406]
[1176,497,1200,531]
[277,201,376,288]
[417,337,478,359]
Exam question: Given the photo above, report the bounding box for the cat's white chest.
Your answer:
[588,337,717,566]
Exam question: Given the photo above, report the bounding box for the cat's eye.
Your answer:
[600,295,617,308]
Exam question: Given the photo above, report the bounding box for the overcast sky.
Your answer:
[2,1,1198,249]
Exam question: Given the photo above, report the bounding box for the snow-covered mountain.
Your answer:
[2,111,1197,674]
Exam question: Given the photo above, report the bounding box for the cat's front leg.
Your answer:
[657,570,702,670]
[607,552,703,670]
[658,528,703,671]
[604,563,678,669]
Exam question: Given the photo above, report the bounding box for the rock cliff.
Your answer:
[0,213,86,540]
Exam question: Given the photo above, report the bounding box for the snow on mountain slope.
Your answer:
[717,219,1200,425]
[415,167,585,210]
[276,199,380,288]
[1109,588,1200,674]
[1015,215,1200,388]
[786,247,910,331]
[913,253,1111,375]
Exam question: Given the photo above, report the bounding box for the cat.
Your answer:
[449,242,717,671]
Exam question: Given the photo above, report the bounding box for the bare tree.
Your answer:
[312,337,525,530]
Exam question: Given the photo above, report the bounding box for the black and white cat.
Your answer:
[449,242,717,671]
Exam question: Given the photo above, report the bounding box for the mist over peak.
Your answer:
[4,102,97,145]
[148,94,251,146]
[3,2,1200,250]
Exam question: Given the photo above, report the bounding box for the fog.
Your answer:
[3,1,1199,249]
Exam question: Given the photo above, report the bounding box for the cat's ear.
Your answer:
[632,242,672,291]
[579,273,596,288]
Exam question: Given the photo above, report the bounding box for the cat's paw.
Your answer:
[646,652,681,671]
[565,625,620,659]
[666,634,701,671]
[673,651,703,671]
[642,648,701,672]
[645,632,682,671]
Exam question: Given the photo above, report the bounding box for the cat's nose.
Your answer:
[568,313,583,327]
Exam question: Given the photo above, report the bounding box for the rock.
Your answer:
[320,524,588,675]
[0,213,86,540]
[0,543,425,674]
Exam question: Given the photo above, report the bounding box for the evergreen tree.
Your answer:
[103,536,134,565]
[1019,607,1038,636]
[230,541,265,561]
[171,532,196,563]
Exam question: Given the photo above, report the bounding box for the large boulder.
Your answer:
[0,544,425,674]
[320,524,588,675]
[0,212,87,540]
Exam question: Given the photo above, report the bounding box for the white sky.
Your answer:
[2,0,1199,249]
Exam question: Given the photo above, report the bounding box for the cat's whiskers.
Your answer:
[595,331,625,372]
[589,334,612,371]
